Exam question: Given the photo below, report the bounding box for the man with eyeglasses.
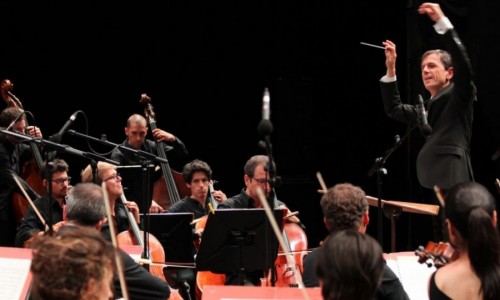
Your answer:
[217,154,300,286]
[15,158,71,248]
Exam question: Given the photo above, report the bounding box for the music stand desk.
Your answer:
[366,195,439,216]
[366,195,439,252]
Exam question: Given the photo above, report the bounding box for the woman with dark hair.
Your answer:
[429,181,500,300]
[316,230,385,300]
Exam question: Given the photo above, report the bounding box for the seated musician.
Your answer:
[168,159,227,300]
[110,113,189,212]
[216,154,301,286]
[55,182,171,300]
[81,161,142,241]
[0,106,43,246]
[302,183,409,300]
[15,158,71,248]
[316,230,385,300]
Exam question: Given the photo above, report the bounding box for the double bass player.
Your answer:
[0,106,43,246]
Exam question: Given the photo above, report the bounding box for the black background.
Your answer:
[1,0,499,252]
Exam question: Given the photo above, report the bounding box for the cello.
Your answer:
[1,79,45,226]
[139,94,189,210]
[115,194,183,300]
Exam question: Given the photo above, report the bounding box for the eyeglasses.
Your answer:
[53,177,71,184]
[103,173,121,182]
[251,177,269,185]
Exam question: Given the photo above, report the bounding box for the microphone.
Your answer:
[262,87,270,121]
[418,95,432,136]
[258,87,273,136]
[49,110,81,143]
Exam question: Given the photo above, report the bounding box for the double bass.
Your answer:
[139,94,189,209]
[1,79,45,226]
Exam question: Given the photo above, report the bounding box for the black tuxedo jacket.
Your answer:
[380,29,475,189]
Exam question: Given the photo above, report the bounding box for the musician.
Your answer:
[0,106,43,246]
[217,154,300,286]
[302,183,409,300]
[169,159,226,219]
[168,159,227,300]
[30,226,117,300]
[316,230,385,300]
[428,182,500,300]
[58,182,172,300]
[110,113,189,212]
[81,161,141,241]
[379,2,476,241]
[15,158,71,248]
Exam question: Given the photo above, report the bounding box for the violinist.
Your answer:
[0,106,43,246]
[81,161,142,241]
[302,183,409,300]
[110,114,189,212]
[217,154,301,286]
[168,159,227,300]
[15,158,71,248]
[60,182,171,300]
[428,182,500,300]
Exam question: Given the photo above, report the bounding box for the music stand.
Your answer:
[366,195,439,252]
[196,208,284,285]
[116,165,154,211]
[146,212,196,263]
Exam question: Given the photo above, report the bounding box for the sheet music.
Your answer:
[386,255,436,300]
[0,257,31,299]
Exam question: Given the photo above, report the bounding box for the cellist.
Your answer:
[15,158,71,248]
[217,154,302,286]
[0,106,43,246]
[59,182,172,300]
[81,161,142,240]
[168,159,227,300]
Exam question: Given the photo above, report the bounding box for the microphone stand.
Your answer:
[257,118,280,287]
[0,130,119,165]
[367,125,416,249]
[68,129,169,165]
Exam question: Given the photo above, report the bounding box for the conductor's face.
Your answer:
[244,164,270,208]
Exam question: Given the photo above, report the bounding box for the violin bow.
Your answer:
[102,182,130,300]
[256,187,311,300]
[12,175,49,232]
[316,172,328,194]
[433,185,446,207]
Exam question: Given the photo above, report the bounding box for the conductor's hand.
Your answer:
[418,2,445,22]
[383,40,397,77]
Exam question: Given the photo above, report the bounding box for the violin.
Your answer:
[1,79,45,226]
[415,241,459,268]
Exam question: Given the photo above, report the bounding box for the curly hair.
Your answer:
[320,183,368,232]
[30,227,117,300]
